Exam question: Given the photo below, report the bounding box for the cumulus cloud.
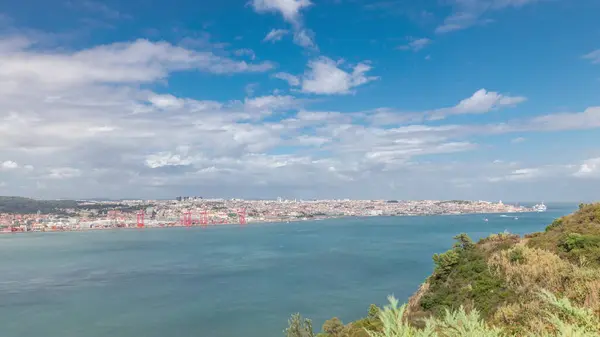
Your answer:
[3,28,600,200]
[250,0,312,25]
[300,57,378,95]
[428,88,526,120]
[397,38,431,52]
[263,29,289,42]
[0,38,274,88]
[251,0,316,49]
[244,95,300,111]
[1,160,19,170]
[148,94,185,110]
[574,158,600,178]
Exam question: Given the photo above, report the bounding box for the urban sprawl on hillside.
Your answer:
[0,197,532,232]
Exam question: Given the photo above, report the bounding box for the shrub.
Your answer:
[508,248,526,264]
[422,239,515,318]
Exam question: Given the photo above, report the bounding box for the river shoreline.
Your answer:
[0,209,540,235]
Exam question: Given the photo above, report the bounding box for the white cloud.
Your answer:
[526,107,600,131]
[3,28,600,200]
[397,38,431,52]
[251,0,316,49]
[244,95,299,111]
[295,135,330,146]
[250,0,312,25]
[511,137,526,143]
[47,167,82,179]
[436,0,543,33]
[263,29,289,42]
[574,158,600,178]
[0,36,32,53]
[0,38,274,88]
[301,57,378,95]
[234,48,256,60]
[273,72,300,86]
[148,94,185,109]
[145,152,194,168]
[293,29,317,49]
[428,88,526,120]
[583,50,600,64]
[1,160,19,169]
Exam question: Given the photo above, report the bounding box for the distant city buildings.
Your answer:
[0,198,533,233]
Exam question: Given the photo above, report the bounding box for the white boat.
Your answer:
[533,202,547,212]
[484,218,489,222]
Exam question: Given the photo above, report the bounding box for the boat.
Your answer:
[532,202,547,212]
[484,218,489,222]
[514,217,519,220]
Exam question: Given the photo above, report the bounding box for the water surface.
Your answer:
[0,203,577,337]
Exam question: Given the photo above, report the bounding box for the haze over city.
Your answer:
[0,0,599,201]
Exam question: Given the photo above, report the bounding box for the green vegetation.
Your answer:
[419,234,516,318]
[0,196,78,214]
[529,203,600,267]
[285,202,600,337]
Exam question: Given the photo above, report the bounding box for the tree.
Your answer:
[322,318,345,337]
[285,313,315,337]
[452,233,474,250]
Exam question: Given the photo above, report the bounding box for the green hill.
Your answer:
[0,196,78,214]
[285,203,600,337]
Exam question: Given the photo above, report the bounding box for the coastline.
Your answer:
[0,209,538,235]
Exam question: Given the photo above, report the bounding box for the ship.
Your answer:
[532,202,547,212]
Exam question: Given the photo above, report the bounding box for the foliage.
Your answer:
[322,318,346,337]
[545,218,563,232]
[291,204,600,337]
[529,203,600,267]
[365,296,432,337]
[285,313,315,337]
[420,234,515,318]
[368,304,381,320]
[422,306,504,337]
[297,291,600,337]
[507,247,525,264]
[0,196,78,214]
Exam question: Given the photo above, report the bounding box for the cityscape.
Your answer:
[0,197,533,233]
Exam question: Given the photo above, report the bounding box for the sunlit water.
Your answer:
[0,203,577,337]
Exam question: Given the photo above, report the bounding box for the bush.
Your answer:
[421,236,515,318]
[508,248,526,264]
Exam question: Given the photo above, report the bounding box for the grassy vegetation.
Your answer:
[286,202,600,337]
[529,203,600,267]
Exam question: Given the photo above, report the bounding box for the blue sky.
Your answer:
[0,0,599,201]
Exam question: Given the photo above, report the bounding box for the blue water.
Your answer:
[0,204,577,337]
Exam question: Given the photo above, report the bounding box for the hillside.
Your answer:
[0,196,78,214]
[285,203,600,337]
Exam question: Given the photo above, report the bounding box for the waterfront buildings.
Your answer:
[0,199,533,233]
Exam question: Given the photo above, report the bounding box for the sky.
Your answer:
[0,0,599,201]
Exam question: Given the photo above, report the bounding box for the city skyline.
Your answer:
[0,0,599,201]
